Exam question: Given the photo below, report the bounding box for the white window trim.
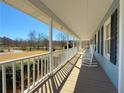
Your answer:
[96,32,98,53]
[99,29,101,54]
[104,17,111,60]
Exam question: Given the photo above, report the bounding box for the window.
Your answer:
[94,34,96,51]
[101,26,104,56]
[98,30,101,53]
[104,17,111,59]
[110,9,118,65]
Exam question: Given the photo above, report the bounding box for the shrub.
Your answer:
[53,48,55,51]
[64,44,72,49]
[0,50,4,52]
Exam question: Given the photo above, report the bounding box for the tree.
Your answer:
[28,31,37,50]
[41,34,49,50]
[14,38,20,47]
[37,33,44,49]
[56,33,67,48]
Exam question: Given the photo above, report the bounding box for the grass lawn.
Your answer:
[0,50,48,62]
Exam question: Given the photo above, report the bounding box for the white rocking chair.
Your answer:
[82,44,98,67]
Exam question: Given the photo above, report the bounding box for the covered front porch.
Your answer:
[0,0,124,93]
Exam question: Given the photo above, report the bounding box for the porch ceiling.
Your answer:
[41,0,113,40]
[4,0,113,40]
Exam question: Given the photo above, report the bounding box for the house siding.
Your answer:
[94,0,119,90]
[95,52,118,89]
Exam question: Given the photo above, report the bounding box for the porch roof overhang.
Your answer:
[4,0,113,40]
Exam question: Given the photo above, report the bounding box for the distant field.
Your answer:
[0,50,48,62]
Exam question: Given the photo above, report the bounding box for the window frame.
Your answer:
[104,17,111,60]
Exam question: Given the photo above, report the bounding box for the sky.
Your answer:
[0,2,62,40]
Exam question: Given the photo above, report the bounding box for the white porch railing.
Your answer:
[0,47,77,93]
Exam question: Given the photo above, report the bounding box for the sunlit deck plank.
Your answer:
[60,52,83,93]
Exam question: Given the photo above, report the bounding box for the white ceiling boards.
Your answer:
[41,0,113,40]
[5,0,113,40]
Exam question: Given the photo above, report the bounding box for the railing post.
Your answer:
[21,61,24,93]
[33,61,35,86]
[41,57,43,77]
[12,63,16,93]
[2,65,6,93]
[27,60,30,91]
[76,39,79,51]
[49,18,53,73]
[44,58,46,75]
[37,59,39,81]
[47,56,49,73]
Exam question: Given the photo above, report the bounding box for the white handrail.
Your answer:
[0,52,49,65]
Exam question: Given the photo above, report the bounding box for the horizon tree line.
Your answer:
[0,30,72,51]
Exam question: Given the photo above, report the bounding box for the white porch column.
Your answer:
[77,40,79,51]
[67,35,69,59]
[119,0,124,93]
[80,40,82,49]
[76,39,78,51]
[73,37,75,48]
[49,18,53,73]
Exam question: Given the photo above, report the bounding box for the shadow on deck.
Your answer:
[30,52,81,93]
[30,50,117,93]
[74,61,118,93]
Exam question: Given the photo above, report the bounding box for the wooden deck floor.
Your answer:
[32,50,117,93]
[60,51,117,93]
